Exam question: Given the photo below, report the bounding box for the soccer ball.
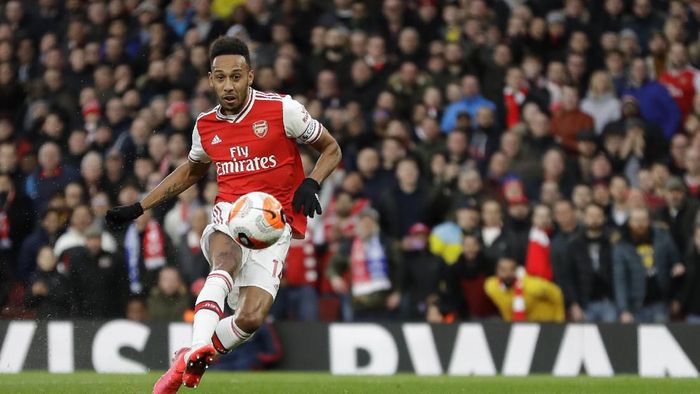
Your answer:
[227,191,286,249]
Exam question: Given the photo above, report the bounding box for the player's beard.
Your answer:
[220,88,248,115]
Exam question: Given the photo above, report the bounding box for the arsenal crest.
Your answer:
[252,120,268,138]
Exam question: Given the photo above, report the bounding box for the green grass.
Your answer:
[0,372,698,393]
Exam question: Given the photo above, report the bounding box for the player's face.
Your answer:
[209,54,253,115]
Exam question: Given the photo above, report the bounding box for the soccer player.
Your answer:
[105,37,341,392]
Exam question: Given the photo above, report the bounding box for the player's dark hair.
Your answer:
[209,36,250,68]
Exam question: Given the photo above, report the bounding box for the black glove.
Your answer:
[105,202,144,231]
[292,178,322,218]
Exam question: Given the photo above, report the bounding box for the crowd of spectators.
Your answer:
[4,0,700,325]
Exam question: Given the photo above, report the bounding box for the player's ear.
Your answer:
[248,69,254,86]
[207,71,213,88]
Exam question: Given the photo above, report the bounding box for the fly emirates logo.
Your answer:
[215,145,278,176]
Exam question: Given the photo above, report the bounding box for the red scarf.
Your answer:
[503,86,528,128]
[512,276,526,321]
[525,227,553,281]
[502,267,526,321]
[143,220,166,270]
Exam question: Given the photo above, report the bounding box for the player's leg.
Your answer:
[213,286,273,352]
[181,230,242,388]
[155,202,242,392]
[212,225,291,353]
[190,231,241,348]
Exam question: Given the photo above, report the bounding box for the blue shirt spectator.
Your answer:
[622,58,681,139]
[440,76,496,133]
[24,143,81,212]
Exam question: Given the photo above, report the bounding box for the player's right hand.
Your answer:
[105,202,144,231]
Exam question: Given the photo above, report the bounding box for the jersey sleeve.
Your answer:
[188,123,211,163]
[282,95,322,144]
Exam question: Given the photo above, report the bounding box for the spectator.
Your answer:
[355,147,392,207]
[163,184,201,245]
[480,199,522,264]
[469,107,500,172]
[679,227,700,323]
[565,203,617,322]
[177,207,210,286]
[656,177,700,253]
[524,204,554,281]
[126,296,149,322]
[23,246,70,319]
[17,208,61,283]
[550,85,594,151]
[440,75,495,133]
[0,173,34,273]
[581,71,622,134]
[623,0,664,53]
[414,117,446,172]
[501,67,529,129]
[53,204,116,259]
[435,233,496,321]
[623,58,681,140]
[613,207,683,323]
[430,168,486,224]
[395,223,441,320]
[377,157,430,238]
[67,226,129,318]
[484,257,565,322]
[609,175,630,228]
[113,117,152,170]
[550,200,581,288]
[684,147,700,198]
[123,208,175,296]
[273,227,319,322]
[659,43,700,117]
[147,266,189,322]
[327,208,400,321]
[24,142,80,211]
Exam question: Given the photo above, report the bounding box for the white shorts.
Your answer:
[201,201,292,309]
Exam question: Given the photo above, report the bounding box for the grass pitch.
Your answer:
[0,372,698,393]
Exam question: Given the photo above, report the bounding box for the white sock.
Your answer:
[211,316,253,354]
[189,270,233,352]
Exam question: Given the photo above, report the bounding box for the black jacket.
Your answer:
[438,251,496,319]
[398,249,441,319]
[65,247,129,319]
[564,231,615,308]
[24,270,71,319]
[656,198,700,254]
[681,244,700,315]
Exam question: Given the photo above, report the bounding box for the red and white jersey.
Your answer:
[659,67,700,116]
[188,88,323,238]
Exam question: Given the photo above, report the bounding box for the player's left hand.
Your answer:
[292,178,322,218]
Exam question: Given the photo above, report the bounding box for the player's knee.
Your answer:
[210,245,242,277]
[235,310,264,333]
[211,259,237,278]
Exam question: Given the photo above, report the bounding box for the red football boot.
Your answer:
[153,347,189,394]
[182,344,217,388]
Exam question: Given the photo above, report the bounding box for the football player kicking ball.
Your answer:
[105,37,341,393]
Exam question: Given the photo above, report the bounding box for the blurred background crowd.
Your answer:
[3,0,700,326]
